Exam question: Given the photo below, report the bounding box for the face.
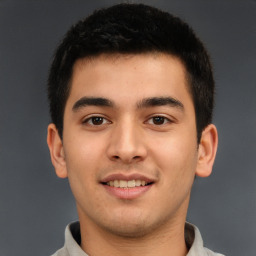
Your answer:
[48,54,216,238]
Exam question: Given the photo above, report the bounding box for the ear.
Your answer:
[47,123,68,178]
[196,124,218,178]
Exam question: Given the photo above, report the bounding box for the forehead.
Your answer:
[67,53,192,108]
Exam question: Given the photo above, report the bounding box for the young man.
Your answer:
[47,3,223,256]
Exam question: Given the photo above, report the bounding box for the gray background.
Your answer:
[0,0,255,255]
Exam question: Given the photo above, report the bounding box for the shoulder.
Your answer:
[50,222,86,256]
[204,247,225,256]
[51,247,69,256]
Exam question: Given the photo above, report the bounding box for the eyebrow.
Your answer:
[72,96,184,112]
[72,97,114,111]
[137,97,184,110]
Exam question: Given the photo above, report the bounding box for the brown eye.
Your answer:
[152,116,166,125]
[83,116,110,126]
[91,116,104,125]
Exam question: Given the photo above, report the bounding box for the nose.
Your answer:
[106,119,147,164]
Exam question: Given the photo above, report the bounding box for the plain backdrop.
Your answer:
[0,1,255,255]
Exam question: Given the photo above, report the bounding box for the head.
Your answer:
[48,3,214,143]
[47,3,218,245]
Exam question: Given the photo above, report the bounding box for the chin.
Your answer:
[99,213,169,239]
[104,222,153,238]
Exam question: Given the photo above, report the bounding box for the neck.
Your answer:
[79,215,188,256]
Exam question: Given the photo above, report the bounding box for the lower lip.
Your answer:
[103,184,153,200]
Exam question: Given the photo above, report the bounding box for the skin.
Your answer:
[47,53,218,256]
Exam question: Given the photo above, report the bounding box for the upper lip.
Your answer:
[100,173,156,184]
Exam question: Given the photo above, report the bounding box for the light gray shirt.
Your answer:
[51,222,225,256]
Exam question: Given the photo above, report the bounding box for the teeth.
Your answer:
[135,180,141,186]
[107,179,149,188]
[114,180,119,187]
[119,180,127,188]
[127,180,136,188]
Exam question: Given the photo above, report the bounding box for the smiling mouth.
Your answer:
[102,180,153,188]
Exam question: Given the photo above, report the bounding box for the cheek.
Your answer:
[64,132,105,167]
[63,137,106,208]
[63,134,106,190]
[150,131,198,183]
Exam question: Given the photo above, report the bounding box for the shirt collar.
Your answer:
[64,222,88,256]
[185,222,206,256]
[64,221,208,256]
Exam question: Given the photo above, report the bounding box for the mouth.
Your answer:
[102,179,154,188]
[100,174,155,199]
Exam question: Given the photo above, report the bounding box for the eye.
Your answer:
[147,116,171,125]
[83,116,110,126]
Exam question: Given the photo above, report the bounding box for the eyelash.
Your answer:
[82,115,172,127]
[82,116,111,126]
[146,115,172,125]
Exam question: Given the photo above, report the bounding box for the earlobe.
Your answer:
[196,124,218,178]
[47,124,68,178]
